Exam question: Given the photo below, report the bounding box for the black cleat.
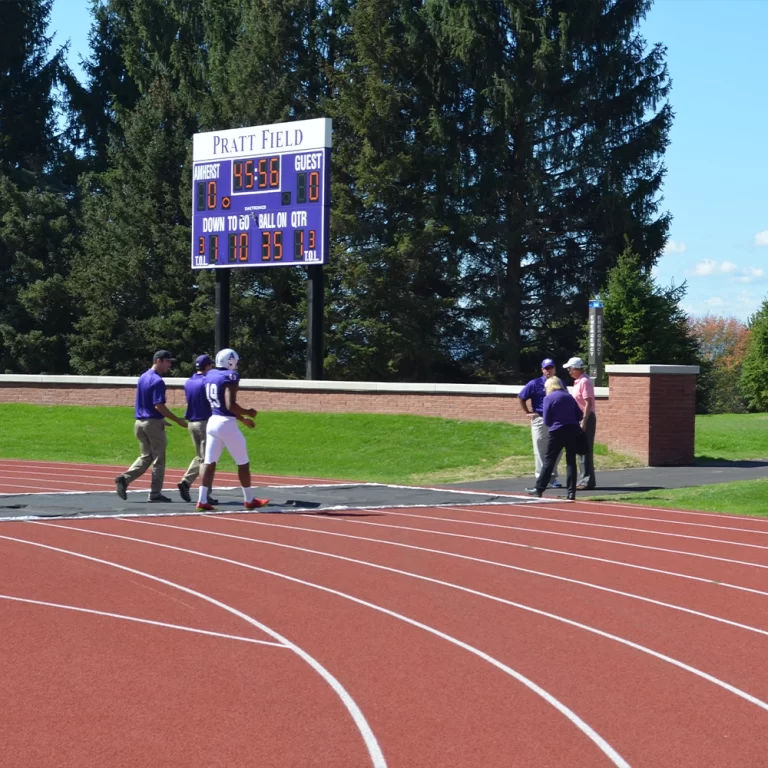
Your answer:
[525,487,543,498]
[177,480,191,502]
[148,494,173,503]
[115,475,127,500]
[208,496,219,505]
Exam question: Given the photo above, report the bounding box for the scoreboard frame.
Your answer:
[191,118,332,270]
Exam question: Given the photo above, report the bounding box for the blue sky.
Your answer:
[49,0,768,322]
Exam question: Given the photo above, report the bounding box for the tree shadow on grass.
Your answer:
[694,457,768,468]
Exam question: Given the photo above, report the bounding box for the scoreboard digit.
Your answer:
[191,118,331,269]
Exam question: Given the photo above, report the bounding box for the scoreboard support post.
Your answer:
[306,264,324,379]
[215,268,230,351]
[191,118,332,373]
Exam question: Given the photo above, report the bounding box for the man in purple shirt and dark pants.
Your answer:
[115,350,188,503]
[527,376,584,500]
[177,354,217,504]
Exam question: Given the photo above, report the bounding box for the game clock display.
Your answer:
[191,118,331,269]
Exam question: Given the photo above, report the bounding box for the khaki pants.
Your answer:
[124,419,167,496]
[181,420,208,485]
[531,415,560,481]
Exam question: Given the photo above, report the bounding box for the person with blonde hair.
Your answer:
[526,375,584,499]
[518,358,562,488]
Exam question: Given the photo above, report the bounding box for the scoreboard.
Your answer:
[191,118,331,270]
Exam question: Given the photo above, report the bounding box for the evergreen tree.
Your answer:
[427,0,672,379]
[0,0,77,373]
[323,0,468,380]
[69,80,206,374]
[601,245,698,365]
[739,300,768,412]
[62,0,141,174]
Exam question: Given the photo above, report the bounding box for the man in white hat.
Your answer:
[564,356,597,490]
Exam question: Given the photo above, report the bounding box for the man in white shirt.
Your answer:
[564,356,597,490]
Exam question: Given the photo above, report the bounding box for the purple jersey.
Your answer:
[518,375,548,415]
[135,368,166,419]
[205,367,240,417]
[184,373,212,421]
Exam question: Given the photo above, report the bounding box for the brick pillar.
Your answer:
[603,365,699,466]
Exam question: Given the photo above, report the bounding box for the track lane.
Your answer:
[19,518,632,768]
[30,516,768,767]
[0,528,385,768]
[213,513,768,634]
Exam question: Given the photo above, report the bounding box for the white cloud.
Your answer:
[755,230,768,247]
[703,297,725,307]
[664,239,687,255]
[693,260,717,276]
[691,260,766,283]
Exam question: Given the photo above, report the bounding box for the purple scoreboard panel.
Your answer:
[191,118,331,270]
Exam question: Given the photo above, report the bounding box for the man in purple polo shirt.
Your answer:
[518,359,562,488]
[115,350,188,503]
[177,354,219,504]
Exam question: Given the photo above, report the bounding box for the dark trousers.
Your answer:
[536,424,581,497]
[578,412,597,489]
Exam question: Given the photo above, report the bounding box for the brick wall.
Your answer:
[0,366,699,465]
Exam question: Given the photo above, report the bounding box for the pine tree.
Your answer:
[323,0,468,380]
[739,300,768,412]
[427,0,672,379]
[0,0,77,373]
[601,245,698,366]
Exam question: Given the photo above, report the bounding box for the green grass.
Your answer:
[695,413,768,462]
[587,478,768,518]
[0,403,637,485]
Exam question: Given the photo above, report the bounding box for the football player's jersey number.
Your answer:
[205,382,221,409]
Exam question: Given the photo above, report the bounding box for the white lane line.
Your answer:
[0,594,287,647]
[212,517,768,639]
[387,509,768,571]
[99,519,768,719]
[584,499,768,523]
[37,520,630,768]
[434,506,768,553]
[507,504,768,537]
[315,515,768,599]
[0,532,387,768]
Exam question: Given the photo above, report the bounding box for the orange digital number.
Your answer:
[308,171,319,202]
[273,230,283,260]
[233,162,243,192]
[258,159,267,189]
[308,230,316,249]
[245,159,255,190]
[294,229,304,259]
[210,235,219,262]
[239,232,249,261]
[198,236,205,255]
[261,231,271,260]
[269,157,279,188]
[207,180,217,209]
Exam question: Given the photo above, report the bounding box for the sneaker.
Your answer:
[115,475,127,500]
[148,494,173,503]
[525,487,542,497]
[196,501,216,511]
[244,498,270,510]
[177,480,191,503]
[551,480,562,488]
[208,496,219,505]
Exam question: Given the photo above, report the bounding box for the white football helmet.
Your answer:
[215,348,240,370]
